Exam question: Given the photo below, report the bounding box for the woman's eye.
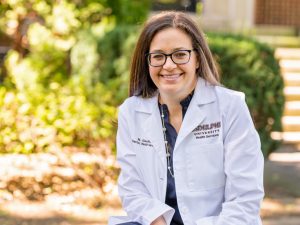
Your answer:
[174,52,187,58]
[152,54,164,60]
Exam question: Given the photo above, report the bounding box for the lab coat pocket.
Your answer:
[135,143,164,197]
[186,142,225,191]
[135,144,156,170]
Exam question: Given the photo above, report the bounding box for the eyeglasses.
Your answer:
[146,49,195,67]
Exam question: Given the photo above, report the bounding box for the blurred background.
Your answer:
[0,0,299,224]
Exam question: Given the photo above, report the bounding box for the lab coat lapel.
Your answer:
[137,94,166,166]
[175,78,216,149]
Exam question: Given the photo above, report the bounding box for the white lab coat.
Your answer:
[109,78,264,225]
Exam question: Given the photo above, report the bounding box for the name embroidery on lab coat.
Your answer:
[192,121,221,139]
[132,138,153,148]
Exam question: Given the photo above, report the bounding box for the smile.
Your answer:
[160,73,183,80]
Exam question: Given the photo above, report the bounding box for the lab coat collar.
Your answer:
[134,77,216,161]
[137,94,166,167]
[135,77,215,114]
[176,77,216,148]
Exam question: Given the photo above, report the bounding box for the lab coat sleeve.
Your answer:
[116,104,175,225]
[196,93,264,225]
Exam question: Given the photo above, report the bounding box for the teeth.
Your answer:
[162,74,180,80]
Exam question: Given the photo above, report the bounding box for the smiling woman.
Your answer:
[109,11,264,225]
[147,27,198,101]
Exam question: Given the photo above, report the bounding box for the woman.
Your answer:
[109,11,264,225]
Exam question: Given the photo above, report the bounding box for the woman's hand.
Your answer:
[151,216,167,225]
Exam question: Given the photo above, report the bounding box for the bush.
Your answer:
[208,33,284,157]
[0,79,116,154]
[97,25,141,104]
[0,0,151,154]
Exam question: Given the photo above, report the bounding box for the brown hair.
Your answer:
[129,11,220,98]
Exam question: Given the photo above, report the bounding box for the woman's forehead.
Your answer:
[149,28,193,51]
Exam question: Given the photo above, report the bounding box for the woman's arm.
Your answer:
[196,93,264,225]
[151,216,167,225]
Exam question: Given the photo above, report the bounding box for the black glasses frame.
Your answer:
[146,49,195,67]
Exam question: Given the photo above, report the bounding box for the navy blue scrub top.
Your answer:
[158,91,194,225]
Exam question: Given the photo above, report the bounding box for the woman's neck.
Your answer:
[159,94,181,111]
[159,94,183,133]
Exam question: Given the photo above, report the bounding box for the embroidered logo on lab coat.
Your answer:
[192,121,221,139]
[132,138,153,147]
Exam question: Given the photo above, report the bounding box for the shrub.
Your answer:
[208,33,284,157]
[0,0,151,154]
[0,80,116,154]
[97,25,140,104]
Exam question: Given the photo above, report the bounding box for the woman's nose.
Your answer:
[163,56,177,70]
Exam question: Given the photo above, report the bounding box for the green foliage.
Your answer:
[108,0,151,25]
[0,75,116,154]
[0,0,150,154]
[95,0,151,103]
[208,33,284,157]
[97,25,140,103]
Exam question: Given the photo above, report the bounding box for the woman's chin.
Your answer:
[158,85,182,96]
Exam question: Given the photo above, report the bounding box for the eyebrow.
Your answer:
[149,47,189,53]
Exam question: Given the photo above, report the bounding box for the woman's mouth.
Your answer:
[160,73,182,81]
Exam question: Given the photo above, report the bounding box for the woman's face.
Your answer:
[148,27,199,100]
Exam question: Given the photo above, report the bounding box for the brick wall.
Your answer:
[255,0,300,27]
